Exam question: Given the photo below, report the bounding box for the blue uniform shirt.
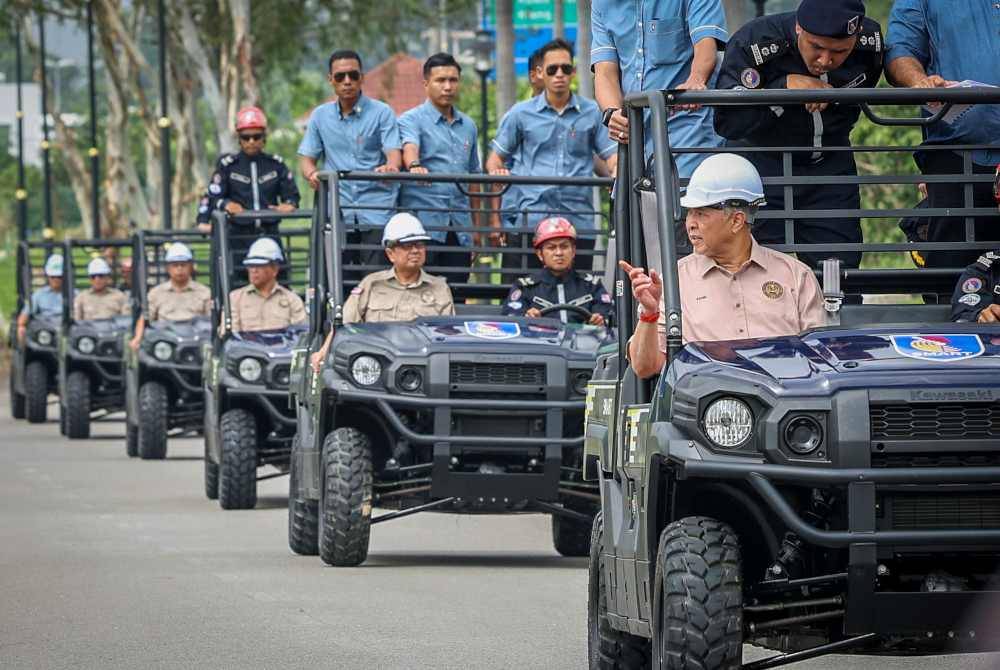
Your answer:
[23,286,63,317]
[887,0,1000,166]
[591,0,729,176]
[297,95,402,227]
[398,100,481,246]
[491,93,616,231]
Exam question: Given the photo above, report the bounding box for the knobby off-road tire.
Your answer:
[24,361,48,423]
[319,427,372,567]
[288,443,319,556]
[654,516,742,670]
[588,512,652,670]
[64,371,91,439]
[203,438,219,500]
[553,500,595,557]
[10,370,26,419]
[218,408,258,510]
[138,381,169,460]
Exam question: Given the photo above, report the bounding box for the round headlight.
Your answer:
[77,336,96,354]
[237,357,263,383]
[398,367,423,392]
[572,371,592,396]
[153,341,174,361]
[351,355,382,386]
[36,329,54,346]
[784,416,823,455]
[703,397,754,448]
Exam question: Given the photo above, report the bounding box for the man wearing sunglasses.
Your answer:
[195,106,300,236]
[486,38,617,272]
[298,49,403,274]
[73,258,130,321]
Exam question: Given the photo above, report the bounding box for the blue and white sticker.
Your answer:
[507,301,523,310]
[464,321,521,340]
[741,68,761,89]
[959,293,982,307]
[889,334,984,362]
[962,277,983,293]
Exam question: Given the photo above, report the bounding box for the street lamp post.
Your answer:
[473,29,494,165]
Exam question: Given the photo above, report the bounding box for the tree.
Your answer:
[495,0,516,122]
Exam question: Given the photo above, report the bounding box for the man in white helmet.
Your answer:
[17,254,64,343]
[74,257,130,321]
[621,153,826,378]
[129,242,212,350]
[228,237,306,332]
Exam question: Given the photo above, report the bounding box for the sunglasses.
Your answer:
[239,133,264,142]
[332,70,362,83]
[545,64,575,76]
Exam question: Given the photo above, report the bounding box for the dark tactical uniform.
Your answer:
[196,151,300,232]
[951,251,1000,322]
[715,11,884,269]
[502,269,614,324]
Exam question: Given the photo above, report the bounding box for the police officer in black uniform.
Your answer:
[196,106,300,248]
[951,251,1000,322]
[502,217,613,326]
[715,0,884,270]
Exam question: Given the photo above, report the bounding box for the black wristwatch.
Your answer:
[408,160,422,169]
[601,108,619,128]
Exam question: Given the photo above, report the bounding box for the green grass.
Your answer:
[0,249,16,322]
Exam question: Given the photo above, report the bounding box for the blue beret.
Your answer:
[797,0,866,39]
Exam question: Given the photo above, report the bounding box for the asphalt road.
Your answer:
[2,391,1000,670]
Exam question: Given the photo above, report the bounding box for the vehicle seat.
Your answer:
[454,303,505,317]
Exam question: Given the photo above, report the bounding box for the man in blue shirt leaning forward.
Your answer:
[487,38,617,272]
[886,0,1000,269]
[298,49,402,275]
[17,253,64,344]
[399,52,489,284]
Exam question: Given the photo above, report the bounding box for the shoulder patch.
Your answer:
[856,29,883,53]
[583,273,600,284]
[517,277,536,287]
[745,39,790,67]
[350,286,363,295]
[976,251,999,271]
[220,153,236,167]
[267,153,285,164]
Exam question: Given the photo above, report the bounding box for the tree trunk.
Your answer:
[495,0,517,121]
[553,0,564,38]
[577,0,593,98]
[228,0,259,107]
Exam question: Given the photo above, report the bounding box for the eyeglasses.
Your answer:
[239,133,264,142]
[389,241,427,251]
[332,70,362,83]
[545,64,575,76]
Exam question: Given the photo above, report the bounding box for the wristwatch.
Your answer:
[601,108,619,128]
[408,160,422,169]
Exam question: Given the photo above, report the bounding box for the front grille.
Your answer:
[890,493,1000,530]
[870,402,1000,441]
[449,362,545,387]
[872,452,1000,468]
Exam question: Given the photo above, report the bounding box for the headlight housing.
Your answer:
[237,357,263,383]
[703,397,754,448]
[351,355,382,386]
[77,336,96,354]
[571,370,592,396]
[152,341,174,361]
[35,329,54,346]
[397,366,423,393]
[784,415,824,455]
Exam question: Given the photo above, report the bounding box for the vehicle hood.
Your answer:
[337,316,615,358]
[69,315,132,336]
[227,324,307,356]
[148,316,212,341]
[671,325,1000,393]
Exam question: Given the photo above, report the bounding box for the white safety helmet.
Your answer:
[242,237,284,266]
[44,254,64,277]
[679,153,767,209]
[87,257,112,276]
[164,242,194,263]
[382,213,432,247]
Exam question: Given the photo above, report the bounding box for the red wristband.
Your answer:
[639,310,660,323]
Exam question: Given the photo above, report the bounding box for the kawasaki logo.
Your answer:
[909,389,999,402]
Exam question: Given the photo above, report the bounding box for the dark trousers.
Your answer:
[427,231,471,285]
[344,227,386,284]
[917,150,1000,269]
[750,150,863,269]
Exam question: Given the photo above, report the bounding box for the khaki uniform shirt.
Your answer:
[228,283,306,332]
[658,239,826,350]
[343,269,455,324]
[147,280,212,321]
[74,287,129,321]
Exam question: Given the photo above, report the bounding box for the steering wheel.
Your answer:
[538,303,594,322]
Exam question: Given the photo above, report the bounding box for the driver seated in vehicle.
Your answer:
[129,242,212,350]
[17,254,64,344]
[228,237,306,332]
[952,173,1000,323]
[74,257,130,321]
[342,212,455,324]
[501,217,613,326]
[622,154,827,379]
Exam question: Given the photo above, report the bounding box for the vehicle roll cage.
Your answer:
[60,238,133,328]
[131,229,212,325]
[15,240,61,318]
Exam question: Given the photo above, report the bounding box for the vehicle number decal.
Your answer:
[463,321,520,339]
[888,334,984,362]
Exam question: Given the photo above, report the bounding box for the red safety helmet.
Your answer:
[532,217,577,248]
[235,106,268,132]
